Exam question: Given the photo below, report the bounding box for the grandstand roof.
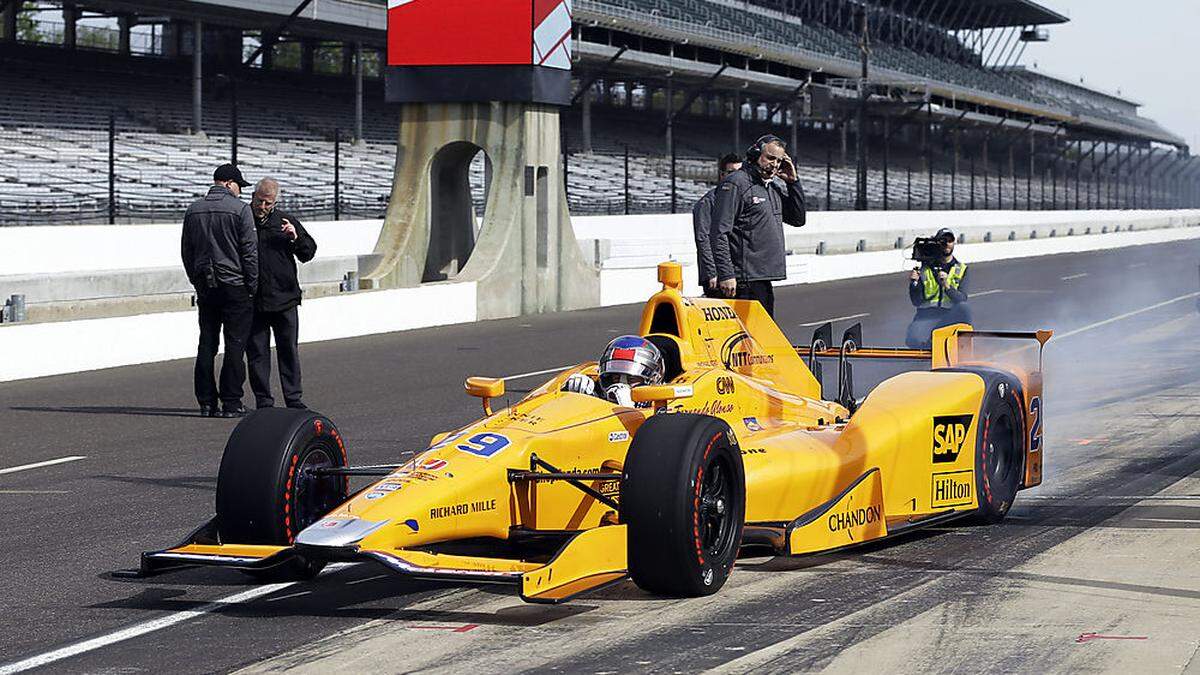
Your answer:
[889,0,1069,29]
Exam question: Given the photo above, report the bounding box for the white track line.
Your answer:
[0,563,353,674]
[1061,272,1090,281]
[0,584,291,674]
[0,456,86,476]
[1055,291,1200,341]
[799,313,869,327]
[973,289,1005,297]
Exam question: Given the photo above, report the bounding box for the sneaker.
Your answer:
[220,404,249,418]
[199,405,217,418]
[285,401,308,410]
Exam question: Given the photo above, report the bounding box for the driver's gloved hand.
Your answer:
[563,373,597,397]
[604,383,634,407]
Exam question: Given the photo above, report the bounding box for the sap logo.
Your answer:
[932,415,973,464]
[702,306,738,322]
[716,376,735,395]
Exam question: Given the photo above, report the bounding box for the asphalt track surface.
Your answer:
[2,239,1200,673]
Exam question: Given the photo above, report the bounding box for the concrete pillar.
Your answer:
[300,39,314,73]
[664,79,673,155]
[362,102,599,316]
[63,2,78,49]
[732,92,741,151]
[342,42,354,76]
[261,37,273,69]
[581,84,592,153]
[2,1,18,42]
[192,20,203,135]
[117,15,132,54]
[354,42,364,142]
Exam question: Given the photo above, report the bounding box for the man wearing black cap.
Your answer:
[905,227,971,348]
[181,164,258,417]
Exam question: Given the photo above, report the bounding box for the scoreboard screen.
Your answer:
[387,0,572,70]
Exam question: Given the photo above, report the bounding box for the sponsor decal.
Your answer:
[716,376,735,395]
[678,400,734,416]
[456,432,511,458]
[428,430,467,451]
[931,470,974,508]
[673,385,695,397]
[430,498,497,519]
[374,482,403,492]
[609,430,630,442]
[702,306,738,322]
[743,417,763,432]
[740,447,766,455]
[721,332,775,369]
[365,491,386,500]
[319,518,348,528]
[932,414,972,464]
[418,458,448,472]
[826,496,883,539]
[752,196,766,205]
[505,411,544,427]
[402,518,420,533]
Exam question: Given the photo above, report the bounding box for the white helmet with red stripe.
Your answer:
[599,335,665,390]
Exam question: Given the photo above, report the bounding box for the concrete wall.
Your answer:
[2,209,1198,382]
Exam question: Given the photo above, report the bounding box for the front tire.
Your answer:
[621,414,745,597]
[215,408,349,580]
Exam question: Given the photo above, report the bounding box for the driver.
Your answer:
[562,335,665,407]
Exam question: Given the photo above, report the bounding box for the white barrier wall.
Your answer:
[2,210,1198,382]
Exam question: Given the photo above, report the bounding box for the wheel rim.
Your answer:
[698,456,736,560]
[294,445,342,533]
[987,413,1016,488]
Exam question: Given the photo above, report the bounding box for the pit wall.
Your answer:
[1,209,1197,382]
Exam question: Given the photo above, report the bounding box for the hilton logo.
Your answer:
[931,470,974,508]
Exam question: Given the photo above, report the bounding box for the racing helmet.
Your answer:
[598,335,665,389]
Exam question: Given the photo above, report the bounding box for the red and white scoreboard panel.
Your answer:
[387,0,572,70]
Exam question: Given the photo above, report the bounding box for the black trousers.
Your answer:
[194,284,254,408]
[247,307,303,408]
[905,304,973,349]
[702,285,725,299]
[735,280,776,318]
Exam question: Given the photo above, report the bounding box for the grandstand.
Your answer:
[0,0,1195,225]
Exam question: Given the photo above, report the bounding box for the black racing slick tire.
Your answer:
[972,374,1025,524]
[621,413,745,597]
[215,408,349,581]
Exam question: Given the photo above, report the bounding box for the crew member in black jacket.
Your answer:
[245,178,317,409]
[181,164,256,418]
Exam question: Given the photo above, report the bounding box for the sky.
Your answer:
[1019,0,1200,149]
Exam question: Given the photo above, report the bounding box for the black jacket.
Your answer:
[181,185,258,295]
[254,209,317,313]
[710,164,806,283]
[692,187,720,285]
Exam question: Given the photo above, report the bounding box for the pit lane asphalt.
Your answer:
[1,239,1198,673]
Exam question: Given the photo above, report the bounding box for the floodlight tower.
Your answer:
[361,0,599,318]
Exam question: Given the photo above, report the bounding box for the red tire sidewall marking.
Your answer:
[691,431,723,568]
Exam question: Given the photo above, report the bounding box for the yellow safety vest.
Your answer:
[919,262,966,309]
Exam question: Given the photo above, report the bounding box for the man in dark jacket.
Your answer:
[181,164,257,418]
[246,178,317,410]
[710,135,806,317]
[693,153,742,298]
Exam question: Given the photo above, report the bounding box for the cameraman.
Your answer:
[905,228,971,348]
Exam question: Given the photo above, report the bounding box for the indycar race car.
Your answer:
[134,262,1050,603]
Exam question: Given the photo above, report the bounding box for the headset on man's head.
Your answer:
[745,134,786,163]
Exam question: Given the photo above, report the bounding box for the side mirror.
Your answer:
[465,377,505,415]
[631,384,694,409]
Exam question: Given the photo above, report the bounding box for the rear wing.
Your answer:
[794,322,1052,412]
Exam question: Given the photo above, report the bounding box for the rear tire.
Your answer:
[215,408,349,581]
[973,375,1025,523]
[621,414,745,597]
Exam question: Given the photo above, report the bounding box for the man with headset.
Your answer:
[710,134,806,317]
